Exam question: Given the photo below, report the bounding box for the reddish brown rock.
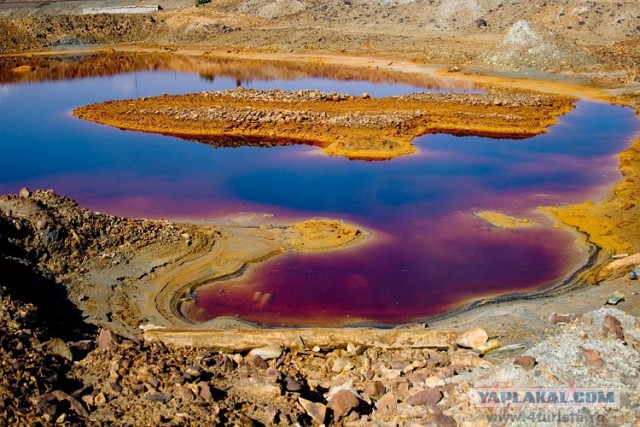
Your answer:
[197,381,213,401]
[246,353,269,369]
[603,315,625,341]
[363,381,386,399]
[420,412,457,427]
[375,393,398,416]
[327,389,360,419]
[514,355,537,370]
[299,398,326,424]
[406,387,443,406]
[549,312,580,324]
[174,384,195,400]
[284,376,303,392]
[580,347,605,372]
[96,329,118,350]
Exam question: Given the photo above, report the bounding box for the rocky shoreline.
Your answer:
[2,189,640,425]
[3,241,640,425]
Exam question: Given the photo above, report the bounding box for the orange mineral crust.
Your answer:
[73,88,575,160]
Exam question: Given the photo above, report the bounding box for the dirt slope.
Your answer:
[1,0,638,79]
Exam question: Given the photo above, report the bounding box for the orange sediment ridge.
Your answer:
[73,87,576,161]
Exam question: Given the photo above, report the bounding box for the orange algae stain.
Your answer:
[543,103,640,257]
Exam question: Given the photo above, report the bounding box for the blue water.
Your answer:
[1,61,638,326]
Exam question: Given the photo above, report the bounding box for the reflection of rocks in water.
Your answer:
[49,36,91,49]
[0,51,475,92]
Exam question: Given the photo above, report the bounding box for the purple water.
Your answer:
[0,58,638,326]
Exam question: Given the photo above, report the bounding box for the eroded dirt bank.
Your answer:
[73,88,575,160]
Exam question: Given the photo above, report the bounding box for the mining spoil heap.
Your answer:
[73,88,575,160]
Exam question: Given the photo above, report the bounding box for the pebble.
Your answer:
[363,381,386,399]
[450,349,492,368]
[145,392,172,403]
[284,376,303,392]
[197,381,213,400]
[246,353,269,369]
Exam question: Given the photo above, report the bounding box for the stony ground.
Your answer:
[3,265,640,425]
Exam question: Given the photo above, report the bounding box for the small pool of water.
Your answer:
[1,56,638,326]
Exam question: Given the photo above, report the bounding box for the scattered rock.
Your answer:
[96,329,118,350]
[406,387,443,405]
[197,381,213,401]
[299,398,327,424]
[513,355,537,370]
[455,327,488,349]
[603,315,625,341]
[247,353,269,369]
[327,389,360,420]
[363,381,385,399]
[40,390,89,418]
[145,392,172,403]
[248,345,282,360]
[580,347,605,373]
[549,312,580,324]
[43,338,73,361]
[450,349,491,368]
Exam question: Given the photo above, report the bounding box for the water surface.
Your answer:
[0,56,637,326]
